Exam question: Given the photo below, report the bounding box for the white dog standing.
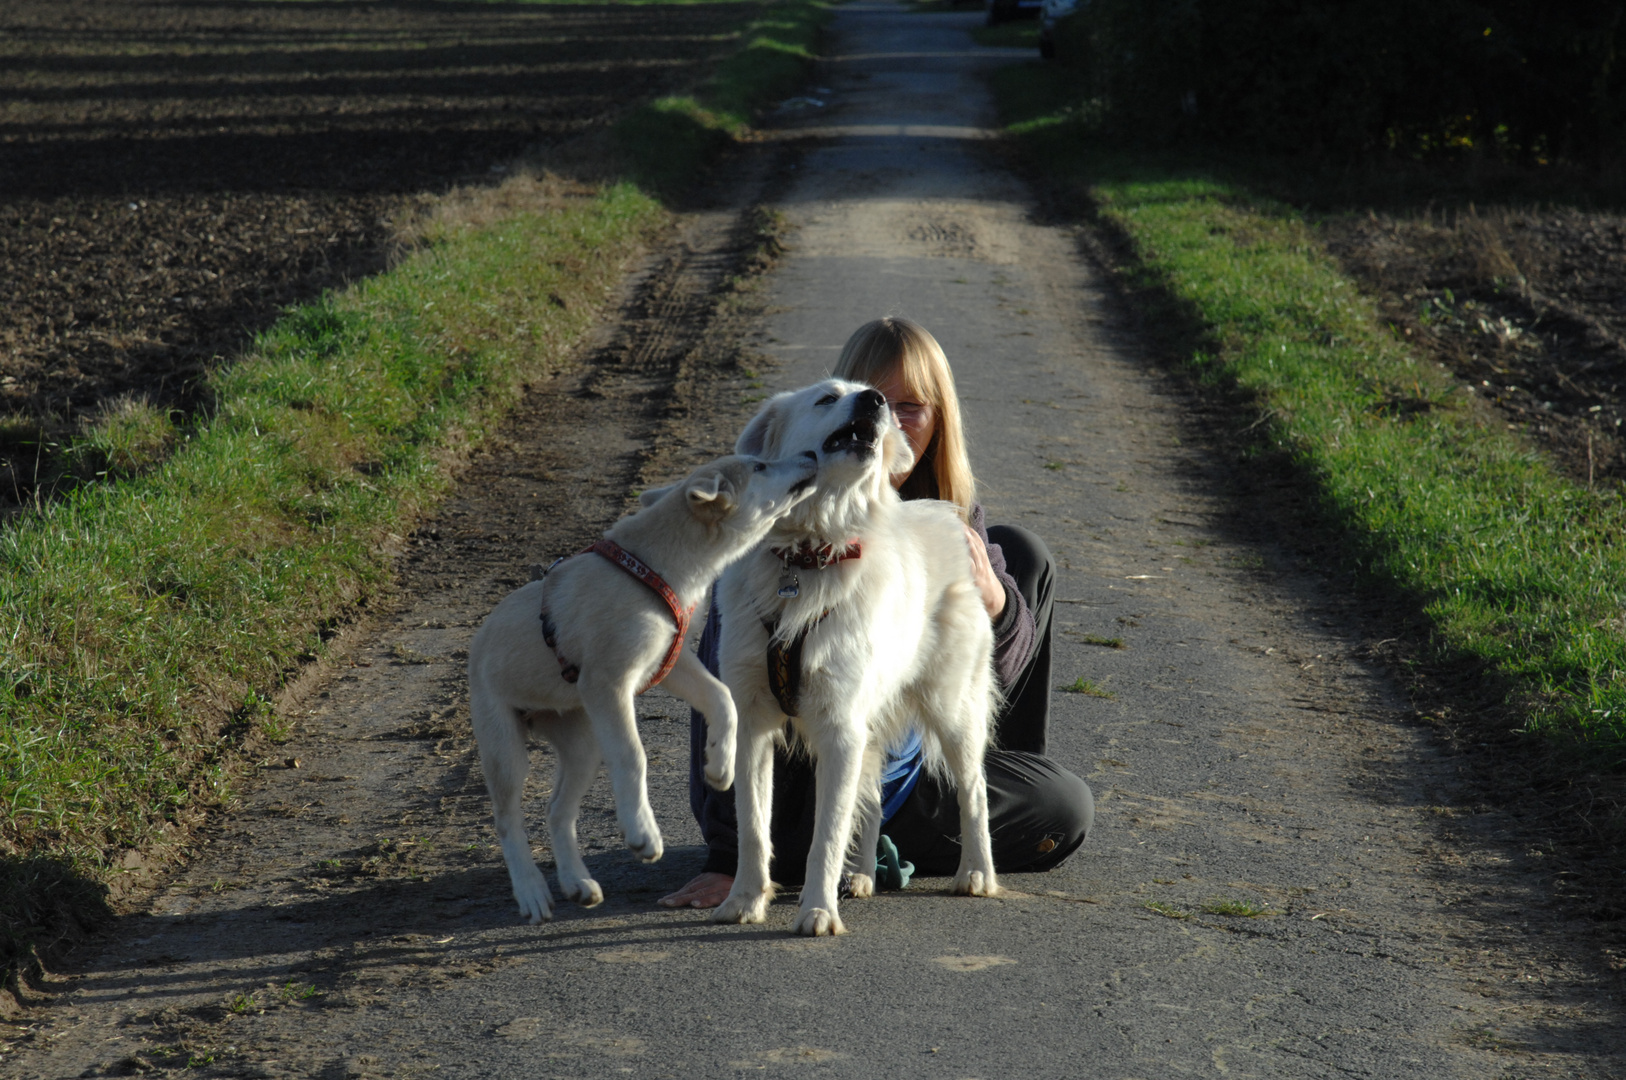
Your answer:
[468,453,817,923]
[711,380,1001,937]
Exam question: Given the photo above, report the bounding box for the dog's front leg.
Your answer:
[795,724,867,936]
[661,649,736,791]
[712,705,779,925]
[576,677,663,864]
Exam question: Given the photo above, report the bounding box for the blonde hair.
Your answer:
[832,317,976,514]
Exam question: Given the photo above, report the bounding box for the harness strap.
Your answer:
[763,611,830,717]
[537,538,695,694]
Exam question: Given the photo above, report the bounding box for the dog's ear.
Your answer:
[735,394,788,457]
[883,425,916,481]
[637,483,674,508]
[685,470,736,518]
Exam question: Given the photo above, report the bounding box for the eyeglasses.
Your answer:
[887,400,929,424]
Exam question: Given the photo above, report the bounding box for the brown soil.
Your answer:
[1323,207,1626,487]
[0,0,753,504]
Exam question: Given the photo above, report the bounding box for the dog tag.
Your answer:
[777,569,800,599]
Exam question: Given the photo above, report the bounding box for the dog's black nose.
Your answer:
[854,388,886,418]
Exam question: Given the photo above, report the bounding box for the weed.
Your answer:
[1082,635,1126,649]
[226,992,254,1015]
[279,981,321,1003]
[389,642,439,665]
[1059,677,1116,699]
[1143,900,1191,919]
[1044,461,1065,471]
[1201,898,1277,918]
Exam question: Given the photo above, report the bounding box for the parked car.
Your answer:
[985,0,1041,27]
[1037,0,1081,58]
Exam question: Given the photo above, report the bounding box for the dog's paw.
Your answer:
[703,749,734,792]
[843,872,875,899]
[561,877,604,908]
[952,869,1001,897]
[791,906,846,937]
[512,879,555,925]
[624,828,664,863]
[712,891,770,925]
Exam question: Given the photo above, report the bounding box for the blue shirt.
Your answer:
[879,729,924,824]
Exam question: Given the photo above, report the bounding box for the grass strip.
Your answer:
[2,0,828,983]
[615,0,829,195]
[0,182,658,952]
[991,69,1626,764]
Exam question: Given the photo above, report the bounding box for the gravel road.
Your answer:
[8,4,1624,1078]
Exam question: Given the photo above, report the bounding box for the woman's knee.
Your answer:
[986,525,1054,612]
[984,751,1093,872]
[1025,765,1092,871]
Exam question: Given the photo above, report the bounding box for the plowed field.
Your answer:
[0,0,749,505]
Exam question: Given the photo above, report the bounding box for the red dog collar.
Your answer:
[770,540,863,570]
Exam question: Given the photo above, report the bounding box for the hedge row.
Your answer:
[1050,0,1626,166]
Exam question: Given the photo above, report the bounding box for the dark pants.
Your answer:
[759,746,1094,885]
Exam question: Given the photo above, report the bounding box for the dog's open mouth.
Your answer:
[821,416,878,457]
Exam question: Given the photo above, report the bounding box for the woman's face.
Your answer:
[870,367,936,486]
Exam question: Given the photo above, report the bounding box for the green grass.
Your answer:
[616,2,828,196]
[1059,676,1115,699]
[0,181,658,929]
[1,0,828,986]
[989,63,1626,765]
[1200,898,1276,918]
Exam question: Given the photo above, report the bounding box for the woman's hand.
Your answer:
[963,522,1007,619]
[657,871,734,909]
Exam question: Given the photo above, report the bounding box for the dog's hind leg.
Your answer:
[661,649,736,791]
[712,705,780,926]
[540,709,604,907]
[471,691,554,924]
[576,677,663,864]
[940,711,1000,899]
[843,754,884,900]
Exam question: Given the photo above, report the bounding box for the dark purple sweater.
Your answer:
[687,501,1036,873]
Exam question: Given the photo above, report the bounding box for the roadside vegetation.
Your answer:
[985,13,1626,788]
[1,0,826,990]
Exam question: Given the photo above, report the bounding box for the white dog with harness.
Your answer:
[711,380,1001,937]
[467,453,818,923]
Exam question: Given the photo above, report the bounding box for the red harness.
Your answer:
[539,538,695,694]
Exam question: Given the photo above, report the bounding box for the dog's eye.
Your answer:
[815,393,838,407]
[752,461,766,472]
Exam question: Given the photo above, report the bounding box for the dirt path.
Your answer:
[7,4,1625,1078]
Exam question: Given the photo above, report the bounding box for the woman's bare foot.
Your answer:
[657,871,734,908]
